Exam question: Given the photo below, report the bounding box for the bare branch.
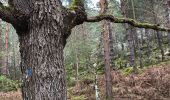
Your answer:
[86,15,170,31]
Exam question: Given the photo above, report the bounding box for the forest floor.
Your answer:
[69,62,170,100]
[0,62,170,100]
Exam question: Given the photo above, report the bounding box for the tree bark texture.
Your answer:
[102,20,113,99]
[100,0,113,99]
[0,0,170,99]
[19,1,68,99]
[0,0,86,99]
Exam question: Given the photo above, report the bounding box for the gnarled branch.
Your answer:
[0,1,29,34]
[86,15,170,31]
[68,0,170,31]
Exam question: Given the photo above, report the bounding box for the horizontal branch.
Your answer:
[86,15,170,31]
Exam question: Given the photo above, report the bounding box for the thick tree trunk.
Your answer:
[0,0,87,99]
[19,22,67,100]
[17,1,69,99]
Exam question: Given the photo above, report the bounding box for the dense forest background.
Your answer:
[0,0,170,99]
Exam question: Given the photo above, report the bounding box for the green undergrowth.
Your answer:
[0,75,20,92]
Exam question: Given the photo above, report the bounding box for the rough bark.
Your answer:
[0,0,86,99]
[0,0,170,99]
[19,1,69,99]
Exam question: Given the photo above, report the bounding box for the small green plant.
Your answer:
[122,67,134,75]
[0,75,20,92]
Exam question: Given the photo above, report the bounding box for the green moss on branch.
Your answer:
[86,15,170,31]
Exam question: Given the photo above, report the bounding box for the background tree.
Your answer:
[0,0,170,100]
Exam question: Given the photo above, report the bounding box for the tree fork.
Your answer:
[0,0,170,99]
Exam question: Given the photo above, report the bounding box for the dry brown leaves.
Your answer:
[0,90,22,100]
[99,64,170,100]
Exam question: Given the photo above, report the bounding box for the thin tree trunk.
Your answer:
[156,31,164,61]
[166,0,170,46]
[75,49,79,82]
[151,0,165,61]
[145,29,151,64]
[139,29,143,68]
[0,19,2,74]
[128,26,136,68]
[121,0,136,70]
[131,0,138,71]
[2,23,10,75]
[102,20,113,99]
[12,36,17,79]
[100,0,113,99]
[108,23,115,69]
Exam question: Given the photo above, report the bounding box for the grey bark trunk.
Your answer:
[108,23,115,69]
[156,31,164,61]
[166,0,170,46]
[17,0,69,99]
[121,0,136,70]
[128,26,136,69]
[145,29,151,64]
[139,29,143,68]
